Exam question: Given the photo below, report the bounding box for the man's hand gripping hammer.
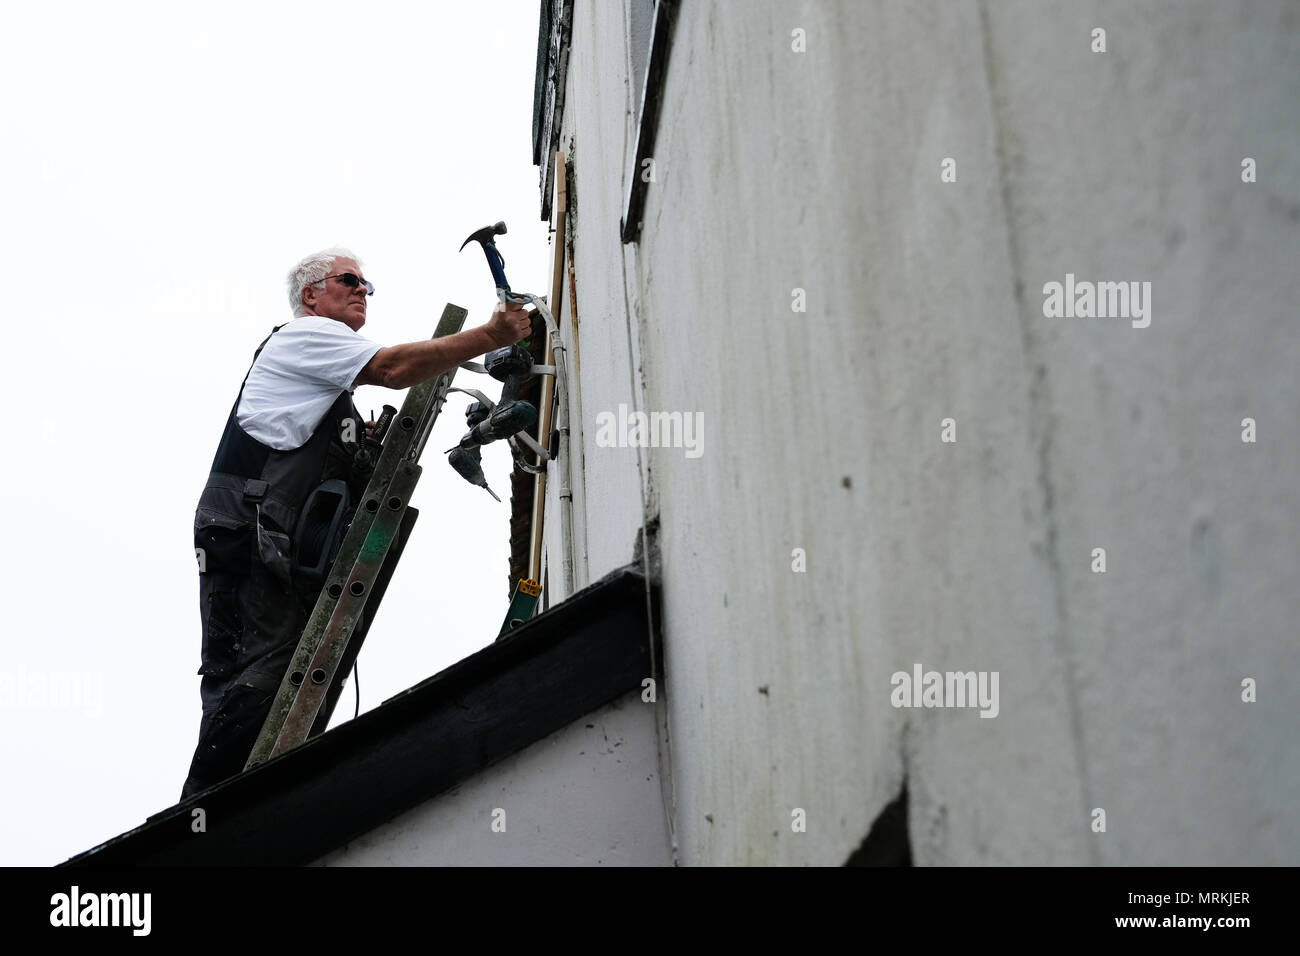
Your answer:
[450,221,560,500]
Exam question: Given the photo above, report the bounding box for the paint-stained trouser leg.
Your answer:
[180,677,278,800]
[181,522,312,800]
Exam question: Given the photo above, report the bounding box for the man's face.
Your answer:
[302,257,369,330]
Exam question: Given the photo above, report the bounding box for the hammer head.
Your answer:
[459,220,508,252]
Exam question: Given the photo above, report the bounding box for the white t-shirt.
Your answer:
[236,316,383,451]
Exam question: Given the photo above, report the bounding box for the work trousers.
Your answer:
[181,518,318,800]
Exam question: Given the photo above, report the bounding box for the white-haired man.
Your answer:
[182,248,531,799]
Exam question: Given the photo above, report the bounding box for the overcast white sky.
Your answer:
[0,0,553,865]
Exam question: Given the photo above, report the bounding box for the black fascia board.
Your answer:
[531,0,552,167]
[62,565,657,867]
[621,0,679,243]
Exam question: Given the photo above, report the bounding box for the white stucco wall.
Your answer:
[543,0,1299,865]
[536,1,652,598]
[315,691,669,866]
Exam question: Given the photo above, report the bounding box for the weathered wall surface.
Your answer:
[538,0,652,598]
[546,0,1299,864]
[316,691,669,866]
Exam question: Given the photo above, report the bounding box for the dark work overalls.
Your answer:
[181,325,369,800]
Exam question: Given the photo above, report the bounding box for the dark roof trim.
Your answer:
[621,0,679,243]
[533,0,574,220]
[531,0,552,167]
[64,565,658,866]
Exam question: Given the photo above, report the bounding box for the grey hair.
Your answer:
[287,247,363,316]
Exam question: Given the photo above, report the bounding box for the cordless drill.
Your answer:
[447,346,538,500]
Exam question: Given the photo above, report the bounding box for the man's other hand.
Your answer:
[485,300,535,348]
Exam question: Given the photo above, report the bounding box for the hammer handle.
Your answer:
[481,242,511,293]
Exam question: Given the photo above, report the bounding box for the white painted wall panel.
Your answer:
[316,691,669,866]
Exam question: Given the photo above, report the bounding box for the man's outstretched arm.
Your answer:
[353,302,534,390]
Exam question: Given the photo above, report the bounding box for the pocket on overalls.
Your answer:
[198,573,243,678]
[255,506,294,590]
[195,510,253,678]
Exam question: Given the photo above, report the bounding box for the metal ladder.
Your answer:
[245,303,468,768]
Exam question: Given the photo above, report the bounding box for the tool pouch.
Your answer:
[292,478,352,582]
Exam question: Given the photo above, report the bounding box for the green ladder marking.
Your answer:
[497,578,542,640]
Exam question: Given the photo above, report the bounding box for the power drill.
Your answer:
[447,345,538,500]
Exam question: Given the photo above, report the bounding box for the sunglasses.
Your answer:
[321,272,375,295]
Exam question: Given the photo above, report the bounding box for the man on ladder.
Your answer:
[182,247,532,799]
